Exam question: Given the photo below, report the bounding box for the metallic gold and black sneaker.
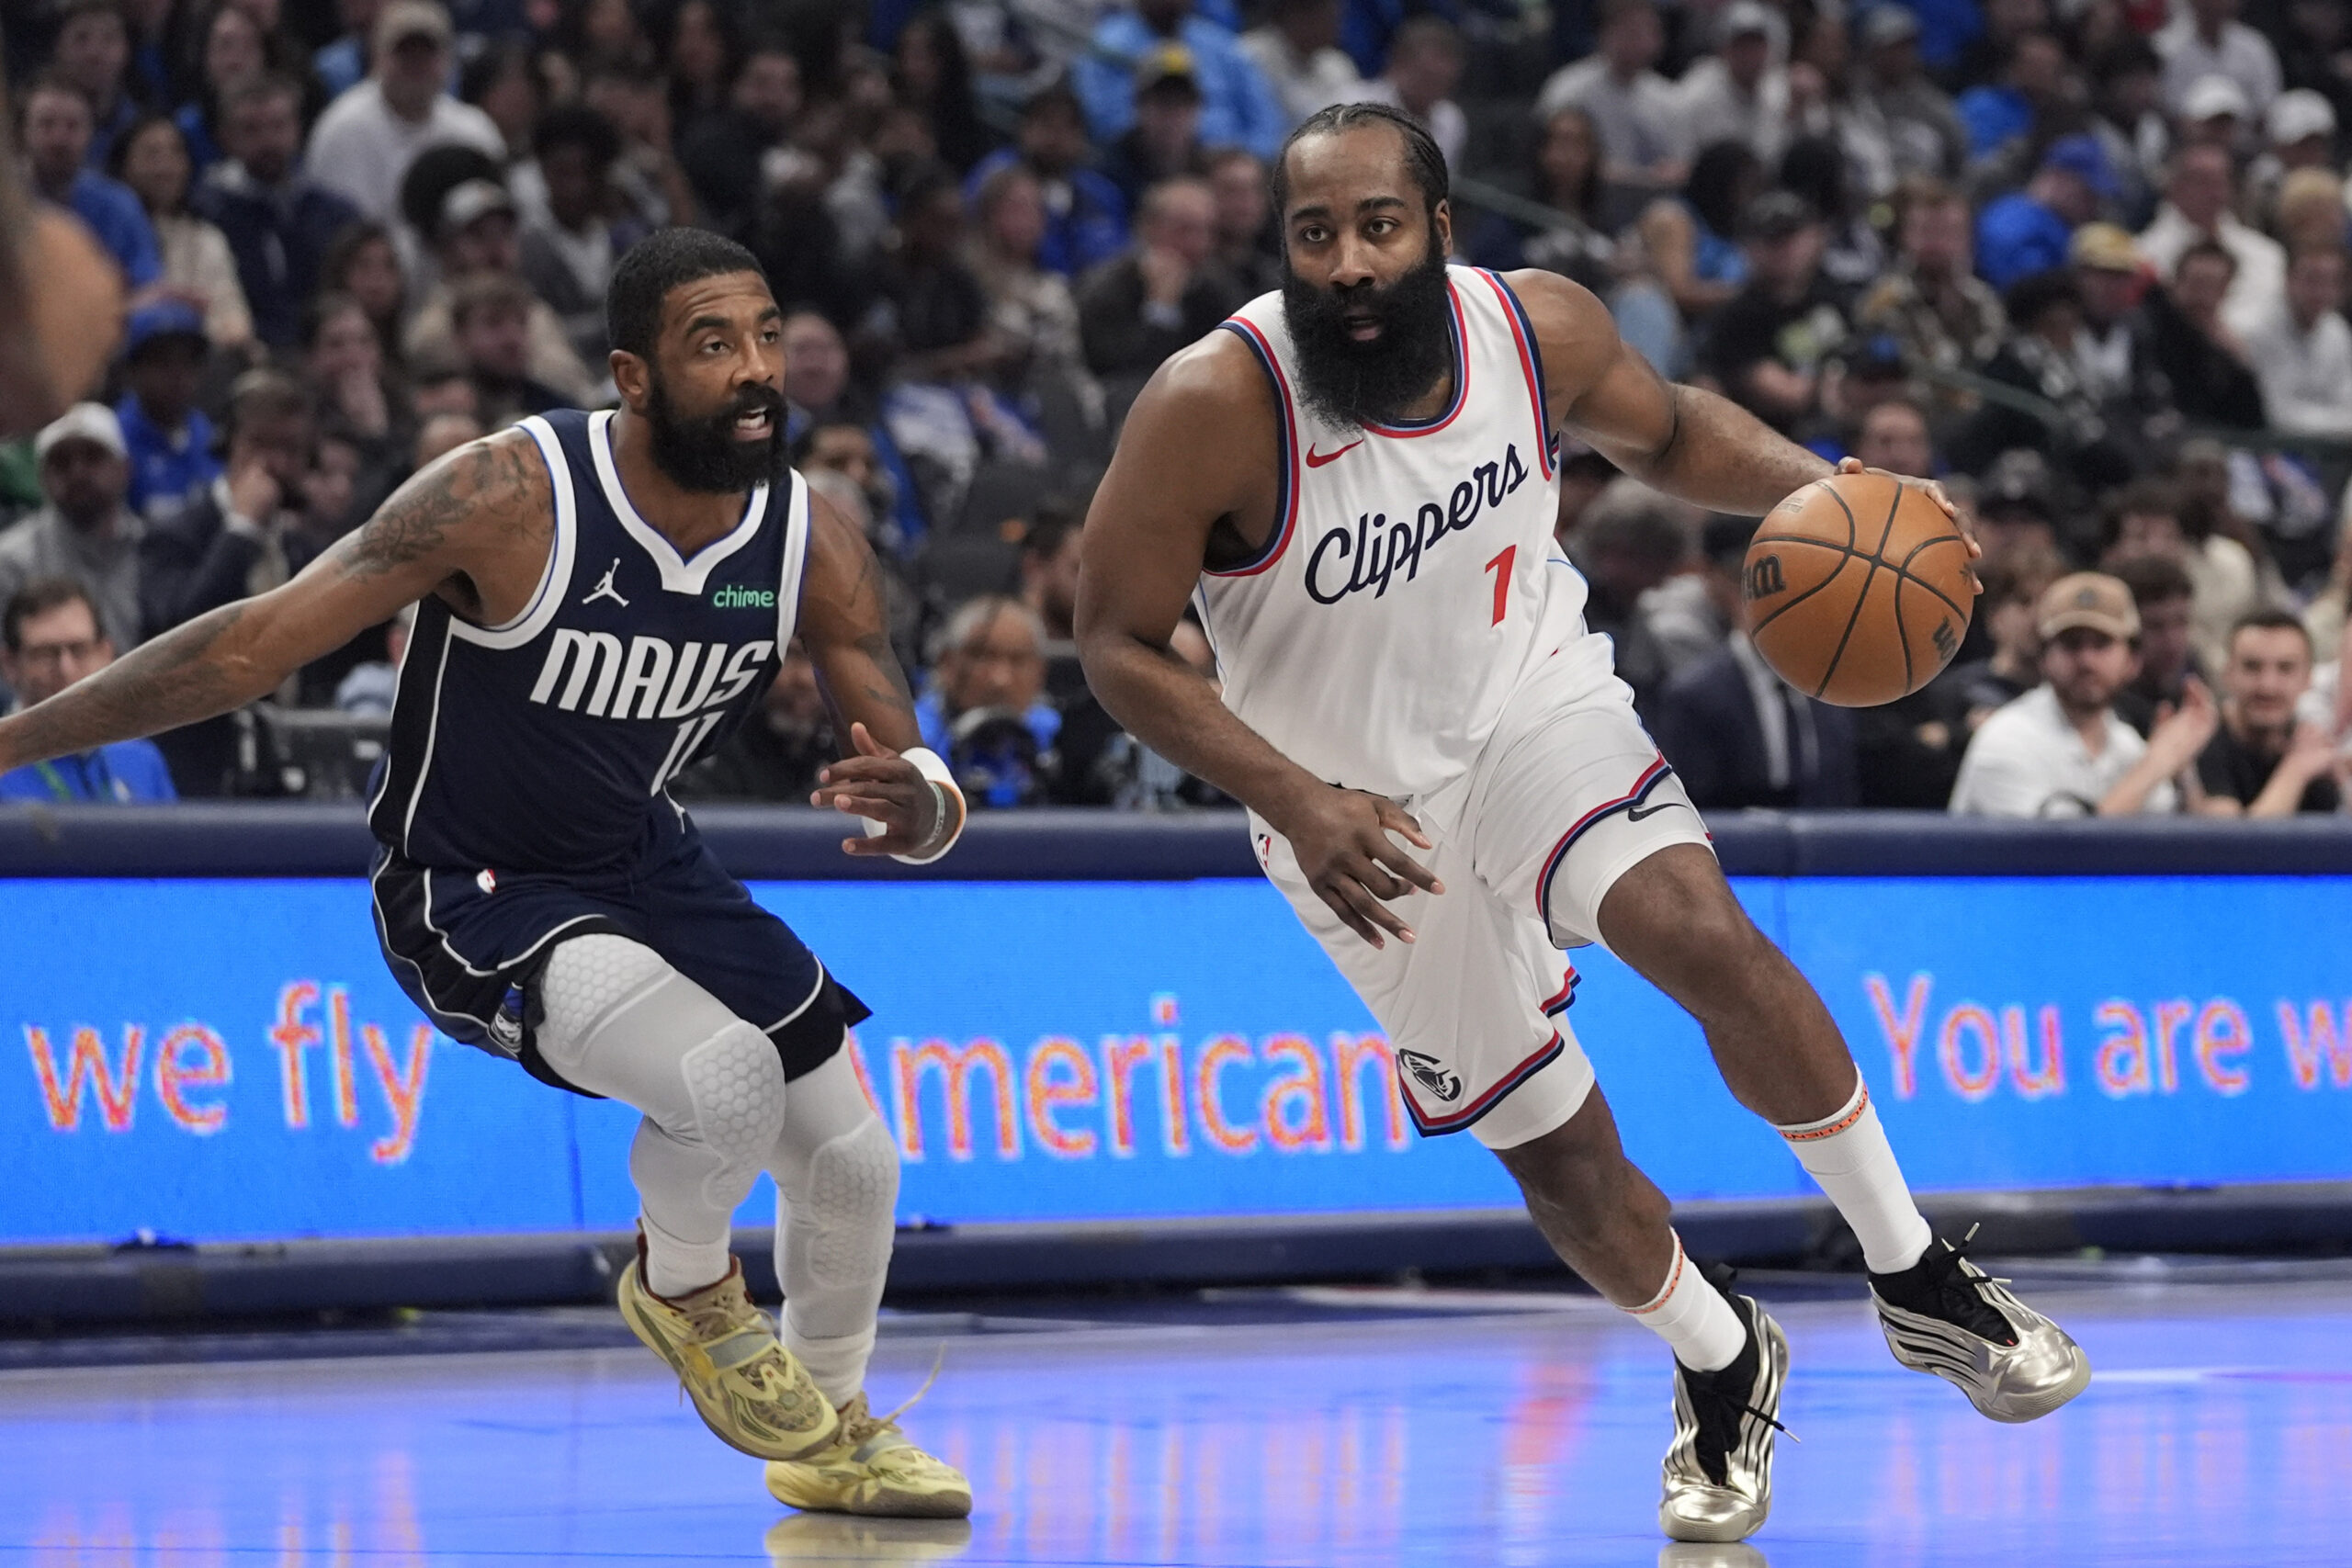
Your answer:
[1869,1232,2090,1424]
[1660,1275,1790,1544]
[764,1390,973,1518]
[616,1238,839,1462]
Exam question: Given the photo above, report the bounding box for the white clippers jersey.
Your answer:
[1197,266,1606,803]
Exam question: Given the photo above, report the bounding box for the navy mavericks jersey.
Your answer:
[368,409,810,874]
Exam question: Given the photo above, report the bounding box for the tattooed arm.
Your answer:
[0,430,550,773]
[796,489,952,858]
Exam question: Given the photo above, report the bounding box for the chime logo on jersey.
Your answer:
[526,632,776,720]
[1304,442,1532,606]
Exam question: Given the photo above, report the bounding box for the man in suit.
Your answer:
[1654,516,1859,809]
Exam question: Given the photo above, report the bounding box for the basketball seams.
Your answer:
[1747,550,1867,638]
[1893,534,1974,624]
[1813,479,1905,700]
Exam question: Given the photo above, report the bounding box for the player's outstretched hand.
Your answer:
[813,722,942,858]
[1280,784,1445,951]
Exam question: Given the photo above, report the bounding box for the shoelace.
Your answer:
[830,1347,949,1459]
[1929,1224,2019,1345]
[1686,1360,1797,1486]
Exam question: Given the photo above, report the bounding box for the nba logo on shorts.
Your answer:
[1256,832,1274,870]
[477,869,497,895]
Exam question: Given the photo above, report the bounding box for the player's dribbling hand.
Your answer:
[813,722,938,857]
[1279,784,1445,950]
[1837,455,1982,588]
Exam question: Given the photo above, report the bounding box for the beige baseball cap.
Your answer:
[2069,222,2141,274]
[2037,572,2140,641]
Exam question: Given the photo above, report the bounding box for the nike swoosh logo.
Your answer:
[1304,440,1363,468]
[1624,800,1681,822]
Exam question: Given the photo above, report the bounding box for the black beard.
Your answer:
[1281,238,1454,432]
[646,372,786,494]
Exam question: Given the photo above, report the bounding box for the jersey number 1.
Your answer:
[1485,546,1515,626]
[652,712,727,796]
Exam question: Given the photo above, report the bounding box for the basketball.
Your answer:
[1743,472,1976,707]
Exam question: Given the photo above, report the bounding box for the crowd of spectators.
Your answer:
[1,0,2349,819]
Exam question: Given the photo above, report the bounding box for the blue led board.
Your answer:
[1,875,2346,1244]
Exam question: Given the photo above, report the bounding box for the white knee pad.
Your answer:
[799,1117,899,1288]
[538,933,787,1215]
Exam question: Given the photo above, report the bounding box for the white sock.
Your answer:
[786,1323,876,1408]
[1627,1234,1747,1372]
[1776,1076,1933,1275]
[640,1212,733,1300]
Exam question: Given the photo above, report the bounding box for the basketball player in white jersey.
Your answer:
[1078,104,2088,1544]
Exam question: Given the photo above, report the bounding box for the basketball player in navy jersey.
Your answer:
[1079,104,2087,1544]
[0,231,971,1520]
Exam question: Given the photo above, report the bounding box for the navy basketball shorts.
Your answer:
[370,809,867,1096]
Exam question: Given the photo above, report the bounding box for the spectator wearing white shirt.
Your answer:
[2245,248,2352,440]
[1238,0,1362,128]
[1671,2,1793,171]
[2154,0,2281,121]
[1357,17,1468,179]
[303,2,505,225]
[1951,572,2214,817]
[1537,0,1686,192]
[2136,142,2286,342]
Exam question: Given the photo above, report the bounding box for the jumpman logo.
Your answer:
[582,558,629,608]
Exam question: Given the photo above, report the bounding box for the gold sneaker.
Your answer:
[616,1247,839,1462]
[763,1392,974,1518]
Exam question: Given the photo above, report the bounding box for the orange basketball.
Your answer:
[1742,473,1976,707]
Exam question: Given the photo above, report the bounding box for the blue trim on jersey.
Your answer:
[1480,269,1559,479]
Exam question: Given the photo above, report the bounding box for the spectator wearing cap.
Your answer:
[109,116,253,352]
[194,75,364,352]
[2196,611,2343,815]
[1950,571,2212,817]
[2173,74,2249,157]
[1077,0,1287,164]
[17,73,162,292]
[1853,6,1967,185]
[2250,90,2339,224]
[1537,0,1686,193]
[1653,516,1859,810]
[138,370,317,793]
[403,175,596,408]
[2155,0,2280,121]
[1079,177,1247,401]
[304,2,505,225]
[964,87,1130,279]
[0,406,143,660]
[1566,479,1692,708]
[50,0,139,172]
[1956,29,2072,164]
[1874,545,2064,807]
[115,303,220,531]
[518,105,647,370]
[2138,143,2287,343]
[2243,247,2352,441]
[1357,18,1469,178]
[2109,545,2202,739]
[1239,0,1362,127]
[1974,134,2116,293]
[2069,223,2160,409]
[1671,2,1793,170]
[0,578,175,803]
[1099,46,1216,212]
[1968,448,2066,574]
[1693,192,1850,437]
[1857,178,2006,420]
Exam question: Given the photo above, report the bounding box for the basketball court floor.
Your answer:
[3,1260,2344,1567]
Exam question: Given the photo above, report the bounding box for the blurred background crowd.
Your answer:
[1,0,2349,818]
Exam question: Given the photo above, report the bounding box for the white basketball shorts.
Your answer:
[1250,651,1713,1149]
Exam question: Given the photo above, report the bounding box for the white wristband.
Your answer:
[858,746,966,865]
